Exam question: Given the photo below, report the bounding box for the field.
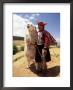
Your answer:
[13,40,60,77]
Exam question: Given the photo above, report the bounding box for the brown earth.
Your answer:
[13,47,60,77]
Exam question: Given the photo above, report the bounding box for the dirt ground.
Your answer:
[13,47,60,77]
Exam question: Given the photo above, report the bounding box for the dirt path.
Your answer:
[13,48,60,77]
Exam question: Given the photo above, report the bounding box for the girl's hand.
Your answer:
[42,48,47,56]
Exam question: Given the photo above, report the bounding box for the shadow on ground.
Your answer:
[29,63,60,77]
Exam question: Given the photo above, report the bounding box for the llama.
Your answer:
[24,24,38,68]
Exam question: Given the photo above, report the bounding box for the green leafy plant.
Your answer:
[13,44,18,55]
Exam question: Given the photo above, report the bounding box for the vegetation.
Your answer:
[13,44,18,55]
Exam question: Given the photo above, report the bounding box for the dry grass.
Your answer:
[13,40,24,47]
[13,40,60,77]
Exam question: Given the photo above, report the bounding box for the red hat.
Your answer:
[37,21,47,26]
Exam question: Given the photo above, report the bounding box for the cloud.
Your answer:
[24,15,29,18]
[28,13,40,20]
[29,16,35,20]
[32,13,40,17]
[15,13,40,24]
[35,13,40,16]
[13,14,33,37]
[13,13,40,37]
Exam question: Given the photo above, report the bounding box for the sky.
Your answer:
[13,13,60,43]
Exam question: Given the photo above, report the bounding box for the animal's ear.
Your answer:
[27,24,30,28]
[31,24,32,26]
[31,24,34,28]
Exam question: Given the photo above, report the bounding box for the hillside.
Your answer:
[13,36,24,40]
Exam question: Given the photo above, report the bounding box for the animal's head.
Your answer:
[26,24,38,44]
[27,24,36,32]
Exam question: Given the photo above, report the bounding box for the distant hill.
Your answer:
[13,36,24,40]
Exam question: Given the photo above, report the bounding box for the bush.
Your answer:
[13,44,18,55]
[20,46,24,51]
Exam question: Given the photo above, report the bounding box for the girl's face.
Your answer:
[38,25,44,31]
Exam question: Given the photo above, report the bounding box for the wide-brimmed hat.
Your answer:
[37,21,47,26]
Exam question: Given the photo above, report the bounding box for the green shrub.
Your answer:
[13,44,18,55]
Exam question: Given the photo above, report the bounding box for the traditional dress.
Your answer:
[35,22,57,73]
[35,30,51,62]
